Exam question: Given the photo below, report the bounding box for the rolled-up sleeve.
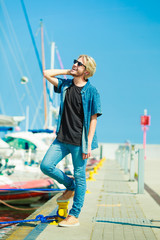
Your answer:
[54,78,65,93]
[91,89,102,117]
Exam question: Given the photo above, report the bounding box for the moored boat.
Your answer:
[0,178,57,205]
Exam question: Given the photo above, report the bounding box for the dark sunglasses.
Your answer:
[73,59,86,69]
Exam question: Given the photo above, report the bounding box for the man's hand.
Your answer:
[82,144,91,160]
[82,114,97,160]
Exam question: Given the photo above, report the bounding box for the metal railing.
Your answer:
[115,145,144,194]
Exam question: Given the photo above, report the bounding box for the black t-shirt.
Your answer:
[57,83,84,146]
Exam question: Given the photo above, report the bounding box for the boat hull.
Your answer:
[0,178,56,205]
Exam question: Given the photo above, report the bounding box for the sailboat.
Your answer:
[0,0,73,205]
[0,115,60,204]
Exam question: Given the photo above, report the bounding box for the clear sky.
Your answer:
[0,0,160,144]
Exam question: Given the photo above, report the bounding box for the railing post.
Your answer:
[100,144,103,159]
[122,147,125,170]
[130,145,135,181]
[124,146,129,174]
[138,149,144,194]
[119,146,123,168]
[115,149,120,163]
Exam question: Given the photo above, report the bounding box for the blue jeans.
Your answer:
[40,139,87,218]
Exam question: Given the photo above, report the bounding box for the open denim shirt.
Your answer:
[54,78,102,154]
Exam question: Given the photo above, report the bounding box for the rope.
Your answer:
[0,212,65,225]
[55,48,67,79]
[1,0,39,103]
[21,0,54,105]
[0,188,65,192]
[0,188,65,210]
[0,199,37,211]
[20,0,43,74]
[0,214,55,225]
[0,37,25,115]
[30,92,44,129]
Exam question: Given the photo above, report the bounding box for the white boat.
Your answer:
[0,139,14,160]
[0,115,25,127]
[3,131,56,165]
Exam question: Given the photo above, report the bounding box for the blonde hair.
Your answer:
[78,54,96,79]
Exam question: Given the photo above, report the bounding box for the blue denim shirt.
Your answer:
[54,78,102,154]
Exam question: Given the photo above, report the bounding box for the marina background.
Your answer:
[0,0,160,238]
[0,0,160,144]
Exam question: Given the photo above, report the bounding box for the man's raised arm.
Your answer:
[43,69,71,87]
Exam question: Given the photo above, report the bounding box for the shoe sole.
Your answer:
[58,222,80,227]
[56,196,74,202]
[56,199,70,203]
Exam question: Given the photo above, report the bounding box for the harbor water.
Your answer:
[0,198,51,239]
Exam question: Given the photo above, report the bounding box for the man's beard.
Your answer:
[71,71,84,78]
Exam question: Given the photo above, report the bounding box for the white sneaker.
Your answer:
[58,215,80,227]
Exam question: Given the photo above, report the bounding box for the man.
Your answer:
[40,55,102,227]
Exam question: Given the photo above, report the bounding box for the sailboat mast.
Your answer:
[49,42,55,128]
[40,19,47,128]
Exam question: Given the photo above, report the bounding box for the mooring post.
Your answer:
[138,148,144,194]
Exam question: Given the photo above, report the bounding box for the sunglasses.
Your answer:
[73,59,86,69]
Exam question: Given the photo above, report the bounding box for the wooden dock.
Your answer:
[4,158,160,240]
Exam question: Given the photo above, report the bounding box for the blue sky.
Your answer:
[0,0,160,144]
